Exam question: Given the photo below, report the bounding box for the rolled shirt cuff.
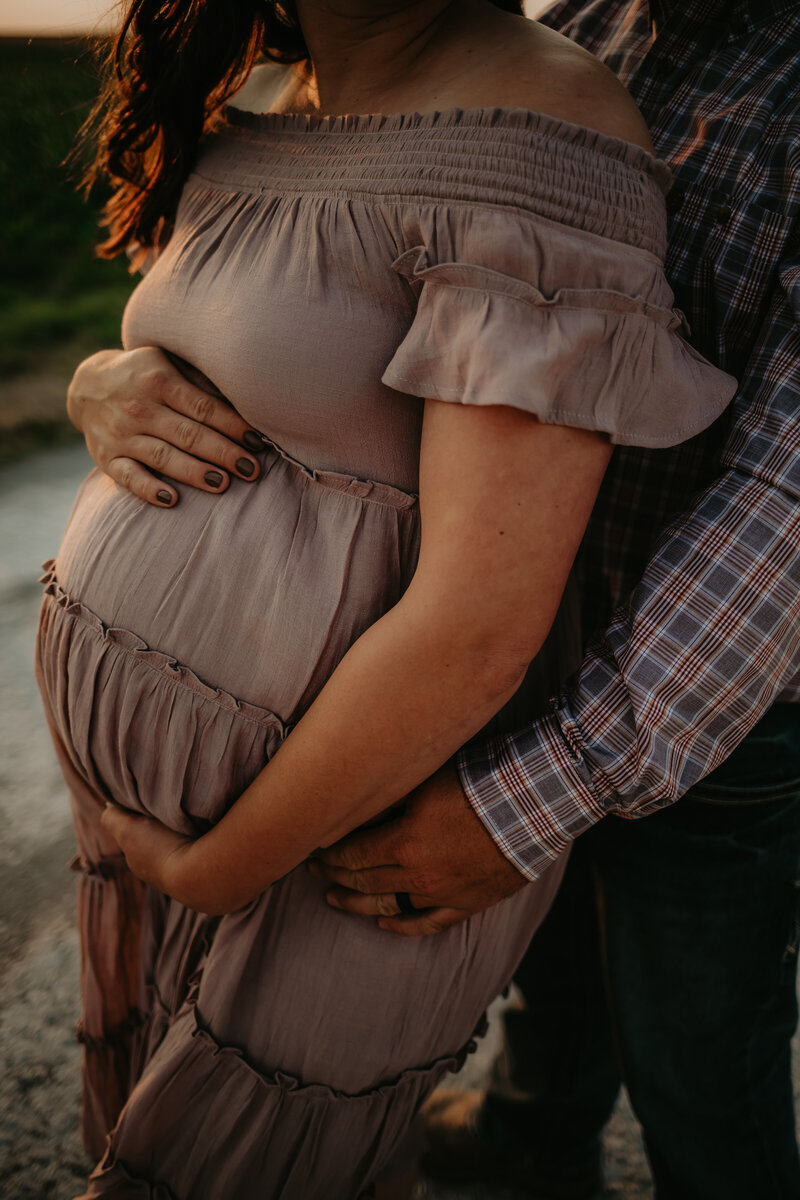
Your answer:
[456,711,607,881]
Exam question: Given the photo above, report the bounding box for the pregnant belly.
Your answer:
[55,443,419,724]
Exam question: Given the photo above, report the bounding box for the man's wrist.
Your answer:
[456,712,604,881]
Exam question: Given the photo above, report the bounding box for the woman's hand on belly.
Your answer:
[100,802,205,907]
[101,800,272,915]
[67,345,265,507]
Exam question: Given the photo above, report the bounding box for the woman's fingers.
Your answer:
[104,434,262,507]
[102,431,262,507]
[126,433,259,493]
[163,374,261,450]
[100,803,193,893]
[130,415,262,486]
[100,804,157,880]
[100,801,139,842]
[104,457,179,507]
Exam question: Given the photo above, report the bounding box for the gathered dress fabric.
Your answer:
[34,104,736,1199]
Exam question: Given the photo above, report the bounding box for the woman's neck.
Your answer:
[285,0,497,115]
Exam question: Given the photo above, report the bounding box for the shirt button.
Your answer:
[716,199,732,223]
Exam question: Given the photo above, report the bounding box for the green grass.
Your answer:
[0,36,135,379]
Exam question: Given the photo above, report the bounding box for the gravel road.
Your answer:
[0,443,796,1200]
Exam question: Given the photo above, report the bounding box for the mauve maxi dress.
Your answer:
[34,104,735,1198]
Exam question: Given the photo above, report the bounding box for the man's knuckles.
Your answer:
[348,869,375,893]
[390,828,431,868]
[322,851,370,880]
[406,868,442,898]
[322,840,371,872]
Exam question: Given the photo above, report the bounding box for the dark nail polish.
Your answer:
[204,471,223,488]
[243,430,264,453]
[157,490,173,505]
[236,458,255,478]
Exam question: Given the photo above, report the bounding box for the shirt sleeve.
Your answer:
[458,248,800,879]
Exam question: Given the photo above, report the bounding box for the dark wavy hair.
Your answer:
[75,0,525,262]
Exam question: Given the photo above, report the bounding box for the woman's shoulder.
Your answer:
[454,17,652,154]
[229,21,650,154]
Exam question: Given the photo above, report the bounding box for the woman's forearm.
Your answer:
[168,402,612,914]
[178,592,531,911]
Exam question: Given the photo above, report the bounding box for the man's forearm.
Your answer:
[459,467,800,879]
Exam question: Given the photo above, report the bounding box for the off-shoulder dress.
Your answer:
[35,103,735,1199]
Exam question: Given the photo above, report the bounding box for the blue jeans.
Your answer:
[488,703,800,1200]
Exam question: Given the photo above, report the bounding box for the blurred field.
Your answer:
[0,35,133,460]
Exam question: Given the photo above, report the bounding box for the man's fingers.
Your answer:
[315,825,401,872]
[308,859,409,894]
[377,907,468,937]
[104,457,179,507]
[324,887,429,916]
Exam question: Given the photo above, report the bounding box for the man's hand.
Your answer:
[308,763,528,935]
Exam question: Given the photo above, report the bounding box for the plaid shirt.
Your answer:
[458,0,800,879]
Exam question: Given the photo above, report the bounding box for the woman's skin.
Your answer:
[92,0,651,914]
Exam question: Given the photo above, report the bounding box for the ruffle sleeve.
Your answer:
[381,218,737,448]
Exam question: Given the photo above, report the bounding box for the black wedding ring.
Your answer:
[395,891,416,915]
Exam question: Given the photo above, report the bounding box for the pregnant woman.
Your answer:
[37,0,736,1196]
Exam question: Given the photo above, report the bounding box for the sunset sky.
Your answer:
[3,0,543,37]
[1,0,119,36]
